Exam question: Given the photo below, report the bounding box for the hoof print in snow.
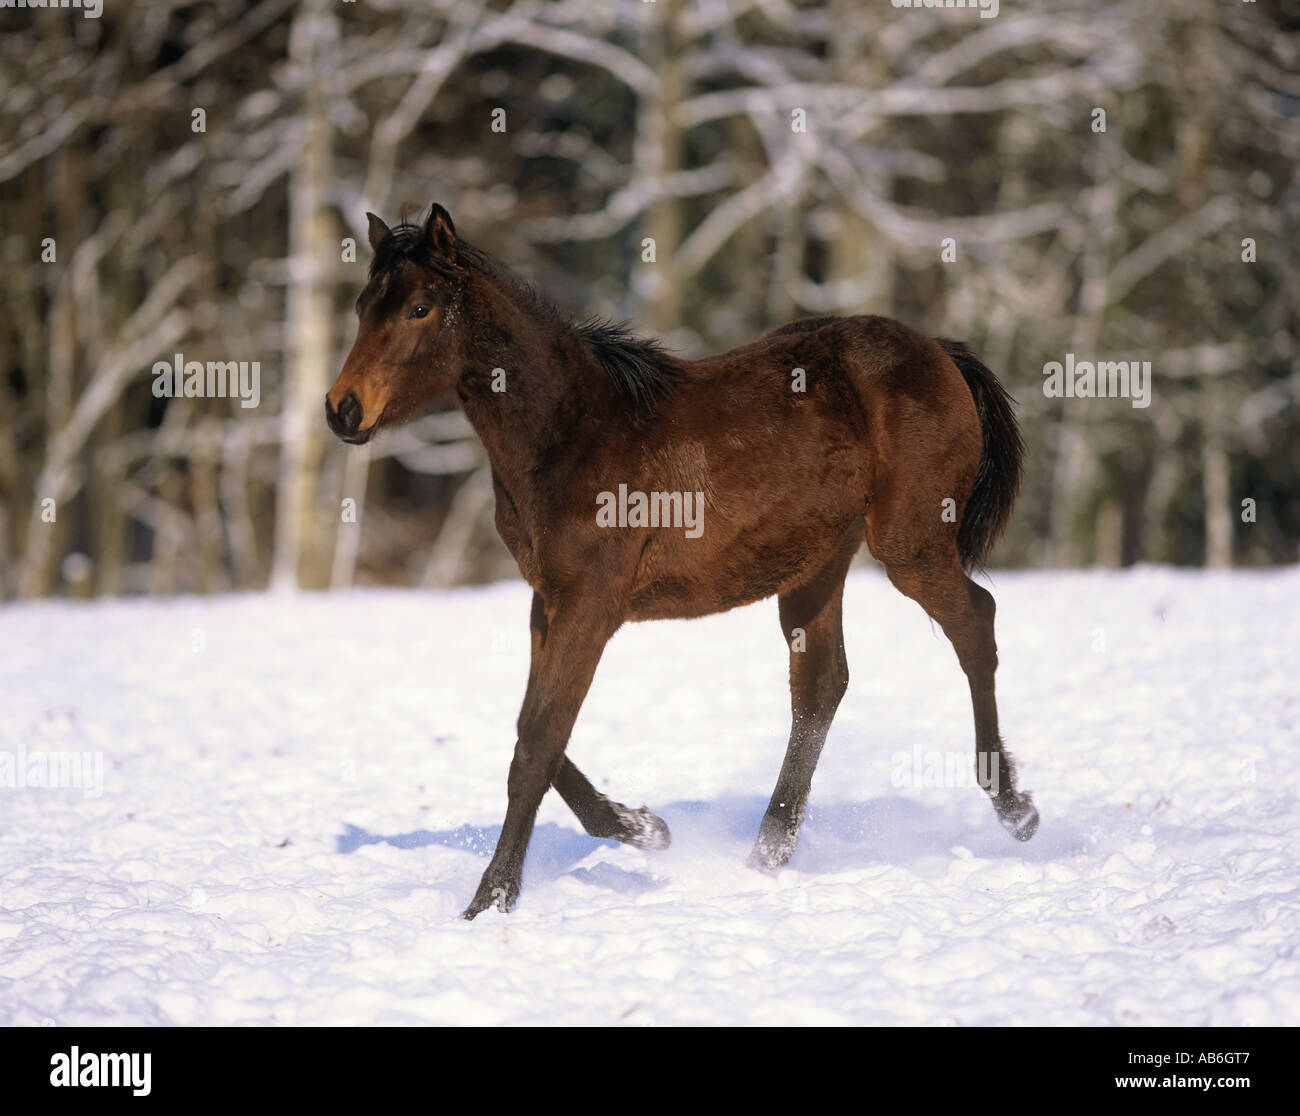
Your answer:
[1142,915,1176,938]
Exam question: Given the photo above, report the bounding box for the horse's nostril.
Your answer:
[338,392,362,433]
[325,391,365,438]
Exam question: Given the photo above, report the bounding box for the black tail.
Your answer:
[939,338,1024,571]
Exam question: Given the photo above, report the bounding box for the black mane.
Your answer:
[573,317,678,411]
[370,220,679,409]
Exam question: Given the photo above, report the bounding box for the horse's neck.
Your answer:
[456,276,605,508]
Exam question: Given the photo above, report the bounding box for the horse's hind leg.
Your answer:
[554,759,670,850]
[881,548,1038,840]
[748,527,860,872]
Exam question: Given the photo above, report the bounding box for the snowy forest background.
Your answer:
[0,0,1297,598]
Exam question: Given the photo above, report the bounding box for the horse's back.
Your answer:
[704,313,952,380]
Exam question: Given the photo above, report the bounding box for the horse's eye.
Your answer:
[409,304,430,320]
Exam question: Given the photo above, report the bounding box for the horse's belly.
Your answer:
[626,515,861,621]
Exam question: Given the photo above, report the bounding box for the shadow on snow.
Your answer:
[337,793,1088,897]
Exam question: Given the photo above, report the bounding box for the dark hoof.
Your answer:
[997,794,1039,842]
[461,876,519,920]
[746,829,796,874]
[616,805,671,851]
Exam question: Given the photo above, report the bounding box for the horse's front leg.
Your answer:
[554,758,671,850]
[462,594,618,919]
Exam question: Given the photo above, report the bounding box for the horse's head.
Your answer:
[326,204,465,444]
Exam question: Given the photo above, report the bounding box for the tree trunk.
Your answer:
[271,0,336,590]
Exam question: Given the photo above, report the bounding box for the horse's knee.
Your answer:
[791,640,849,718]
[826,659,849,709]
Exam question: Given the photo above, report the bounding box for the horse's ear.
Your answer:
[423,203,457,256]
[366,212,390,252]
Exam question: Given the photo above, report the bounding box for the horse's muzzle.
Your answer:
[324,391,374,444]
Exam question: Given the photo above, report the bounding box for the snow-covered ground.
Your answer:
[0,565,1296,1026]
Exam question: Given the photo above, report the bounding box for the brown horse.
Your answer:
[325,204,1038,919]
